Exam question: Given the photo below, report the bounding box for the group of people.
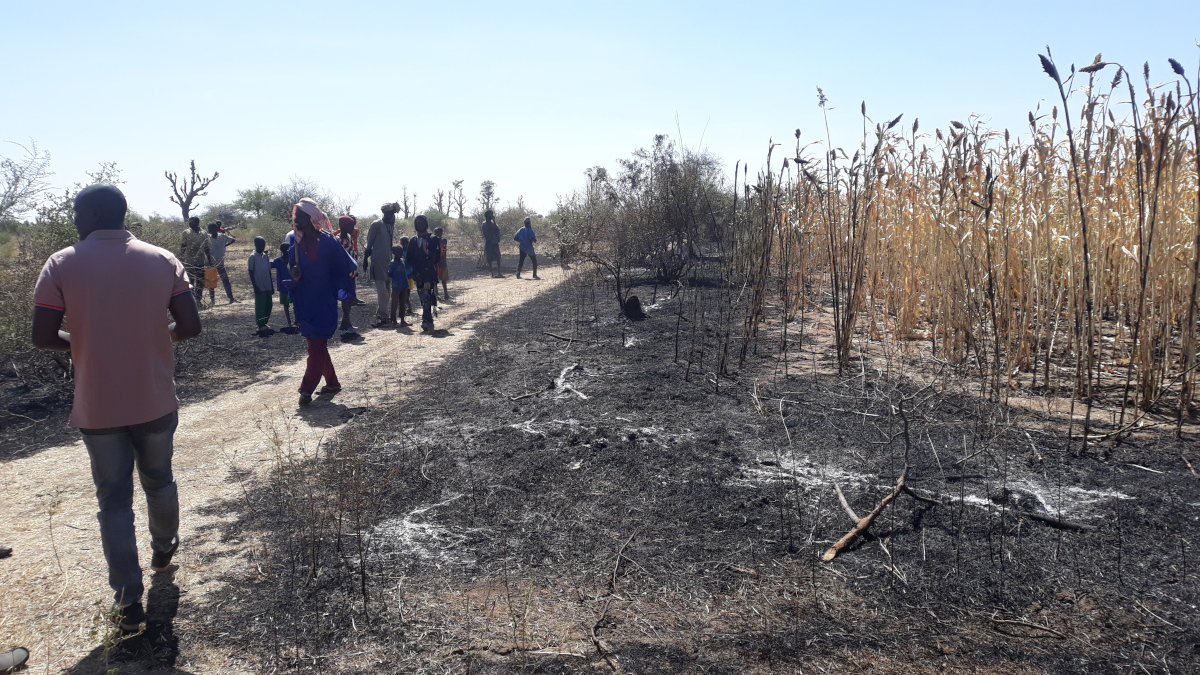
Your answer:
[250,200,461,405]
[177,201,550,411]
[3,186,548,668]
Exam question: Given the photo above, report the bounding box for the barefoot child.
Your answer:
[336,215,360,340]
[272,242,295,331]
[248,236,274,334]
[434,226,451,301]
[388,246,409,327]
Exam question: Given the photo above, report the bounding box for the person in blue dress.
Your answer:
[286,200,358,406]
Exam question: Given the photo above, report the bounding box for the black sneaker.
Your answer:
[299,392,313,407]
[114,602,147,633]
[151,537,178,574]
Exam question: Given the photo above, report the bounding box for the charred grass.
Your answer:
[105,267,1199,674]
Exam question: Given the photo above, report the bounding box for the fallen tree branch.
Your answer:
[823,474,906,561]
[1021,510,1096,532]
[900,484,942,506]
[1182,454,1199,484]
[543,331,597,344]
[834,483,861,523]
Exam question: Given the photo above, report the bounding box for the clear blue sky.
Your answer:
[3,0,1198,219]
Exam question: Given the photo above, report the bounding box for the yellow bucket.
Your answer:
[204,267,219,289]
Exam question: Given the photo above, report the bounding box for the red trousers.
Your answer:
[300,338,340,394]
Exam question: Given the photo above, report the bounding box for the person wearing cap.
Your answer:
[514,216,539,279]
[363,203,398,326]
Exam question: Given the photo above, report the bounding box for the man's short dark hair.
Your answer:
[254,236,266,247]
[484,209,494,220]
[280,242,289,253]
[74,184,127,229]
[189,216,200,226]
[414,215,429,231]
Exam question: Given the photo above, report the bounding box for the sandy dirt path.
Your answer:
[0,260,564,673]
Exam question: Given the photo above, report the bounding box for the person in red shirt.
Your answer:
[31,184,202,633]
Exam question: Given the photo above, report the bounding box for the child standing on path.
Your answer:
[336,215,361,340]
[514,216,539,279]
[248,236,274,335]
[406,215,441,332]
[398,236,414,319]
[434,226,451,301]
[31,184,202,633]
[272,242,295,332]
[388,245,410,327]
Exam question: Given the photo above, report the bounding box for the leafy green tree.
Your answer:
[234,185,273,217]
[35,162,125,254]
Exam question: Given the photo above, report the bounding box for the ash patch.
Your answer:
[369,494,476,566]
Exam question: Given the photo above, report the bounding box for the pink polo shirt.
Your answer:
[33,229,192,429]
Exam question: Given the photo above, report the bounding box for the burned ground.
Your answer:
[80,268,1200,673]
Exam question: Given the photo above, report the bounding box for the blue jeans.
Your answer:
[81,411,179,607]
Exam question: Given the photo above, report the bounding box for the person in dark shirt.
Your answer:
[405,215,441,332]
[271,243,295,331]
[387,246,410,327]
[514,217,539,279]
[480,209,502,277]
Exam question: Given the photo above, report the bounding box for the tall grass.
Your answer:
[728,53,1200,440]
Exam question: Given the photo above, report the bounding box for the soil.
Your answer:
[1,252,1198,674]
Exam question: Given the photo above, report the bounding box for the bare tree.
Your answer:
[401,186,412,219]
[433,189,446,214]
[450,179,467,218]
[165,160,219,222]
[477,180,496,212]
[0,140,52,220]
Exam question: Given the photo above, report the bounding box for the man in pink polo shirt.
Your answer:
[31,184,202,633]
